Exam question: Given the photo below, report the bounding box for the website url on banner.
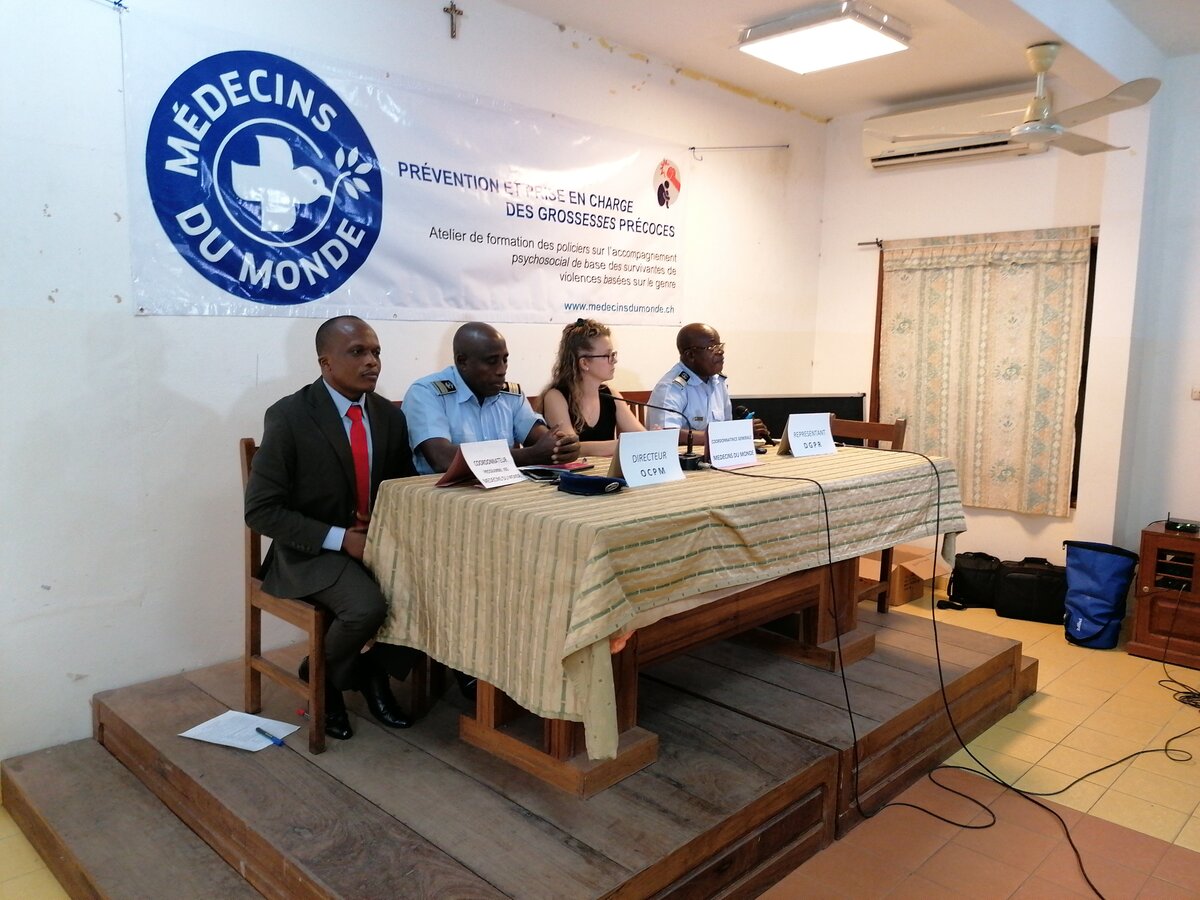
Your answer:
[562,301,675,314]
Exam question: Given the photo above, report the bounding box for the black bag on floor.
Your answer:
[994,557,1068,624]
[946,552,1002,609]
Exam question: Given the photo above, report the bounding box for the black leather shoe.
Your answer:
[360,673,413,728]
[324,707,353,740]
[299,657,354,739]
[455,670,478,703]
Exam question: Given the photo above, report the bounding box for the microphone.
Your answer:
[734,404,776,446]
[615,395,704,470]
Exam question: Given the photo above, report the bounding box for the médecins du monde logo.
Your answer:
[146,50,382,305]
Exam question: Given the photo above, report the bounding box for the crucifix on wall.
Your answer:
[443,2,463,39]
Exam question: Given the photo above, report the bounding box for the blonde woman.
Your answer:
[542,318,645,457]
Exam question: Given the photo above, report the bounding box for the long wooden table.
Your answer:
[369,448,965,793]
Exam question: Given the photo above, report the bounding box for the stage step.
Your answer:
[1018,653,1040,701]
[1,738,262,899]
[86,660,840,899]
[92,674,503,899]
[3,620,1032,900]
[647,605,1028,835]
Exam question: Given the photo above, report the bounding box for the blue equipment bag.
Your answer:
[1062,541,1139,649]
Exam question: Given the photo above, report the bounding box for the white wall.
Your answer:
[0,0,824,759]
[813,107,1134,561]
[1117,54,1200,549]
[5,0,1194,763]
[812,0,1179,564]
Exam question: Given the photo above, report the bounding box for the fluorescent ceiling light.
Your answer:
[739,1,911,75]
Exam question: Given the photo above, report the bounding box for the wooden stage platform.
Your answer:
[3,605,1036,899]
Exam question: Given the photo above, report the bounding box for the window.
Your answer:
[873,227,1093,516]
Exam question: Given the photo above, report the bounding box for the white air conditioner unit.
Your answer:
[863,90,1048,169]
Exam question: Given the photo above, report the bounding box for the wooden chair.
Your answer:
[240,438,328,753]
[828,414,907,452]
[621,390,651,426]
[828,415,908,614]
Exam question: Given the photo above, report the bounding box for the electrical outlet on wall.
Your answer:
[1193,387,1200,401]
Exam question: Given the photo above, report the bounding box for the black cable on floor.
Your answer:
[703,459,1001,824]
[717,446,1124,896]
[709,449,1200,898]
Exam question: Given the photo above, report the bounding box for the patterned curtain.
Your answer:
[877,227,1091,517]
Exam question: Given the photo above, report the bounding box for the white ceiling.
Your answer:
[1108,0,1200,58]
[495,0,1200,121]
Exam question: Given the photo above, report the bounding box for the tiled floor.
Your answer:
[763,595,1200,899]
[0,798,67,900]
[3,595,1200,898]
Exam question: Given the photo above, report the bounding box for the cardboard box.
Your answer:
[858,544,942,606]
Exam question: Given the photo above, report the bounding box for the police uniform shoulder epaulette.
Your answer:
[431,379,457,396]
[500,381,523,395]
[672,370,691,387]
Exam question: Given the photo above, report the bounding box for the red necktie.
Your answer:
[346,405,370,521]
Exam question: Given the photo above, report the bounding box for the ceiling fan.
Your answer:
[895,42,1161,156]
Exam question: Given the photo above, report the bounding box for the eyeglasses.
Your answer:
[687,342,725,354]
[580,351,618,363]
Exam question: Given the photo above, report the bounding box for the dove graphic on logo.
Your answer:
[231,135,332,233]
[145,50,383,306]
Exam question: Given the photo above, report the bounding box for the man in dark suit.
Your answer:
[245,315,418,740]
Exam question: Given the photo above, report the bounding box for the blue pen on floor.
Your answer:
[255,726,285,747]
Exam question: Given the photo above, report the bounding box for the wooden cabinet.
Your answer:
[1126,523,1200,668]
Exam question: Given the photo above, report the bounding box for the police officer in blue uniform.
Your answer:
[404,321,581,474]
[647,322,733,433]
[647,323,769,441]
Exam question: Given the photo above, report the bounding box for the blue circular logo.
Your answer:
[145,51,382,305]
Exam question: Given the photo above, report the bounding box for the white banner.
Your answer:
[122,13,686,323]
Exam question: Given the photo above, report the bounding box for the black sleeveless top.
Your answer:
[578,385,618,442]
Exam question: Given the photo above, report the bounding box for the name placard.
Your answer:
[777,413,836,458]
[706,419,758,470]
[436,440,524,488]
[608,429,685,487]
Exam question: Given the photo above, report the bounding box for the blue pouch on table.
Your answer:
[557,472,626,495]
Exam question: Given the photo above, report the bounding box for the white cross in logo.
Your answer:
[231,135,331,233]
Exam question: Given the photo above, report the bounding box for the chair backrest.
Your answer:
[528,393,544,416]
[621,390,652,425]
[239,438,264,582]
[829,414,907,450]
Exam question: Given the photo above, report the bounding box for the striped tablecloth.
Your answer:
[368,448,965,758]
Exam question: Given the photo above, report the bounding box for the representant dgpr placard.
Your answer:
[778,413,836,458]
